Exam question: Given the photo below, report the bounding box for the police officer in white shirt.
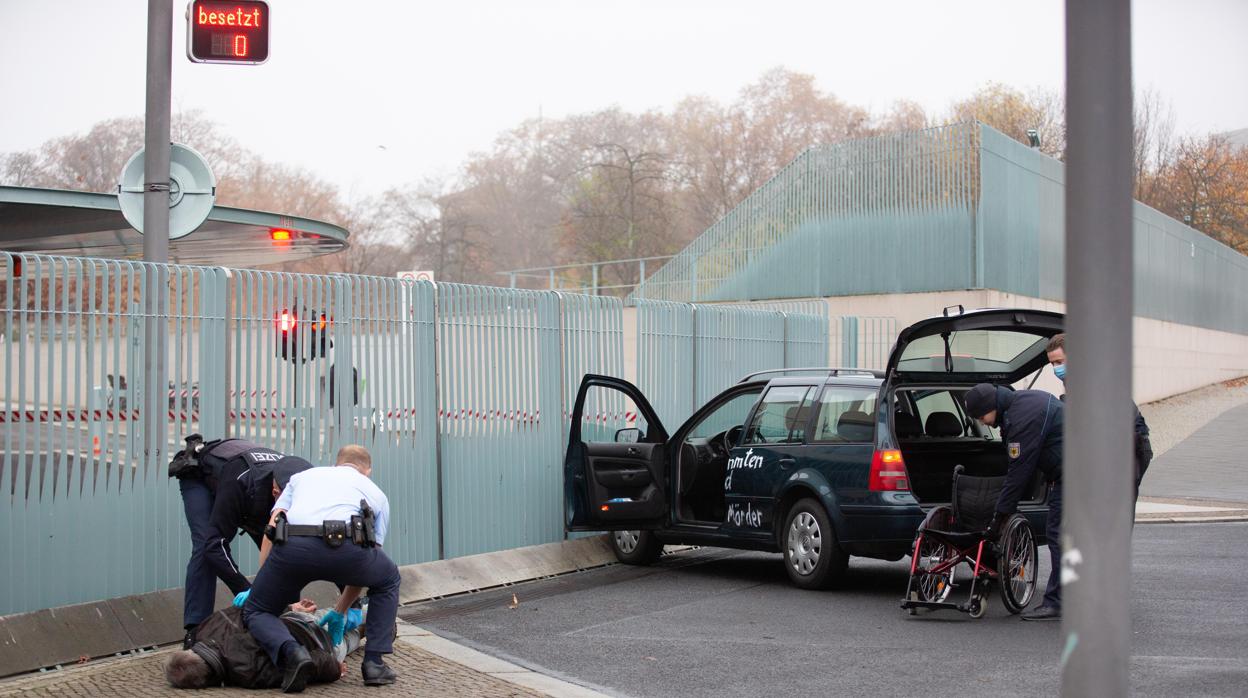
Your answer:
[241,445,400,692]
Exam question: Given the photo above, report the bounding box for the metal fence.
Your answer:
[0,252,828,615]
[831,316,898,371]
[632,121,1248,337]
[634,299,830,429]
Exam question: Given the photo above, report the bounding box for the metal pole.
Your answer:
[143,0,172,465]
[1063,0,1134,695]
[591,264,599,296]
[509,272,516,289]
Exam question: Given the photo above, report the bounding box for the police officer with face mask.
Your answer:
[963,383,1065,621]
[1046,333,1153,496]
[170,437,310,647]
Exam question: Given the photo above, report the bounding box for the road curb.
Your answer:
[1134,514,1248,524]
[395,621,610,698]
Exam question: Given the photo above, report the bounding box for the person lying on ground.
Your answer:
[164,599,365,689]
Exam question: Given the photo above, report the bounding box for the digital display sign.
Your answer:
[186,1,269,64]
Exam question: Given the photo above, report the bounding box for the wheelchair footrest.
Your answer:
[900,599,968,612]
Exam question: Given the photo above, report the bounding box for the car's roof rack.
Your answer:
[738,367,884,383]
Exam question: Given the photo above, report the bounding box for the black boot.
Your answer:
[280,645,314,693]
[182,626,198,650]
[362,659,398,686]
[1020,604,1061,621]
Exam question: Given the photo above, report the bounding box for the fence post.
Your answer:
[841,316,858,368]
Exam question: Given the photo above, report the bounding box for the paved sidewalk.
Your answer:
[1142,400,1248,505]
[0,628,544,697]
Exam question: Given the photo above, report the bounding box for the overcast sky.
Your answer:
[2,0,1245,199]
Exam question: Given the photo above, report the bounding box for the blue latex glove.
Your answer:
[345,608,363,632]
[319,609,345,646]
[232,589,250,608]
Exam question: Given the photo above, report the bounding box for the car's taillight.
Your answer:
[869,449,909,491]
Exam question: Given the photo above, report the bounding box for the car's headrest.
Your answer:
[837,411,874,442]
[894,411,923,439]
[925,411,964,438]
[785,404,813,434]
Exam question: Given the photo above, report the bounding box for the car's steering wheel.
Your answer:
[722,425,745,454]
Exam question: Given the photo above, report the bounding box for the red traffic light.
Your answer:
[276,309,296,333]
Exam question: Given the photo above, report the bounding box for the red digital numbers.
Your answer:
[187,1,269,65]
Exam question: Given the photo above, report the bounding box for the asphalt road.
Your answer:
[404,523,1248,697]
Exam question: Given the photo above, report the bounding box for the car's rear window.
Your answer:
[812,385,878,443]
[896,330,1049,374]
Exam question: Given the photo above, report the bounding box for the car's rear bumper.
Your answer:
[837,503,926,559]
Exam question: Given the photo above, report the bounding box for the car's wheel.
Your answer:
[609,530,663,565]
[782,499,848,590]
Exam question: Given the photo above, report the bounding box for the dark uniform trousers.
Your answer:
[1042,480,1063,609]
[242,537,401,666]
[180,477,218,628]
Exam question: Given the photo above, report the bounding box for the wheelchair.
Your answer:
[900,465,1037,618]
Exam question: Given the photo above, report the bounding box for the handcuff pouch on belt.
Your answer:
[351,499,377,547]
[323,520,349,548]
[265,512,288,545]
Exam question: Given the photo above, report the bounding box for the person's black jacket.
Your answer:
[198,441,303,594]
[189,607,339,688]
[992,387,1064,515]
[1058,394,1153,484]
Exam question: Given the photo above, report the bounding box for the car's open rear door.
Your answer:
[565,374,670,532]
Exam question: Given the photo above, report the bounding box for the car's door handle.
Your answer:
[778,457,796,470]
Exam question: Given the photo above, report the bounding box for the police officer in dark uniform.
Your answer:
[242,445,400,693]
[963,383,1065,621]
[169,436,307,645]
[1046,333,1153,496]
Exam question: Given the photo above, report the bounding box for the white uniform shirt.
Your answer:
[274,465,391,546]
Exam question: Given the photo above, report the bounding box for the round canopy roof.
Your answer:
[0,185,348,266]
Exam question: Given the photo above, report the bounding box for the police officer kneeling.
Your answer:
[242,445,401,692]
[963,383,1064,621]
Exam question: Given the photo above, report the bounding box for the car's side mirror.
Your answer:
[615,428,641,443]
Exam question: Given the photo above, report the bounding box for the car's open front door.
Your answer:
[565,374,669,532]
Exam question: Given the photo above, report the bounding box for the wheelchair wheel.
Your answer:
[912,505,955,603]
[997,514,1038,614]
[914,536,953,603]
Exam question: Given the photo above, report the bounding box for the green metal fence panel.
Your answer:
[633,123,980,303]
[693,305,786,406]
[1,253,225,615]
[336,275,440,567]
[635,299,695,429]
[435,284,563,559]
[830,316,898,370]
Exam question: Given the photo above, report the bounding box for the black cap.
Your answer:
[271,456,313,489]
[963,383,999,419]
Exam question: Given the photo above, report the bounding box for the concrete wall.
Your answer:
[810,289,1248,404]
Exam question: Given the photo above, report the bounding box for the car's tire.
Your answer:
[782,499,848,590]
[609,530,663,565]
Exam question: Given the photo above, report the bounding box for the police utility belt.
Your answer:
[266,500,377,548]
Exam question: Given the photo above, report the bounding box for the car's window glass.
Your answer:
[914,390,960,428]
[812,386,878,443]
[897,331,1048,374]
[743,385,813,445]
[684,389,763,442]
[580,384,651,443]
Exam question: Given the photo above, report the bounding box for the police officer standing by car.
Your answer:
[1046,333,1153,497]
[963,383,1065,621]
[242,445,401,692]
[170,436,305,646]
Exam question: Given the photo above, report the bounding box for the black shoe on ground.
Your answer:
[1021,605,1061,621]
[182,626,197,650]
[362,660,398,686]
[281,646,314,693]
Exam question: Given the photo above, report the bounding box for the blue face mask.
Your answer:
[1053,363,1067,382]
